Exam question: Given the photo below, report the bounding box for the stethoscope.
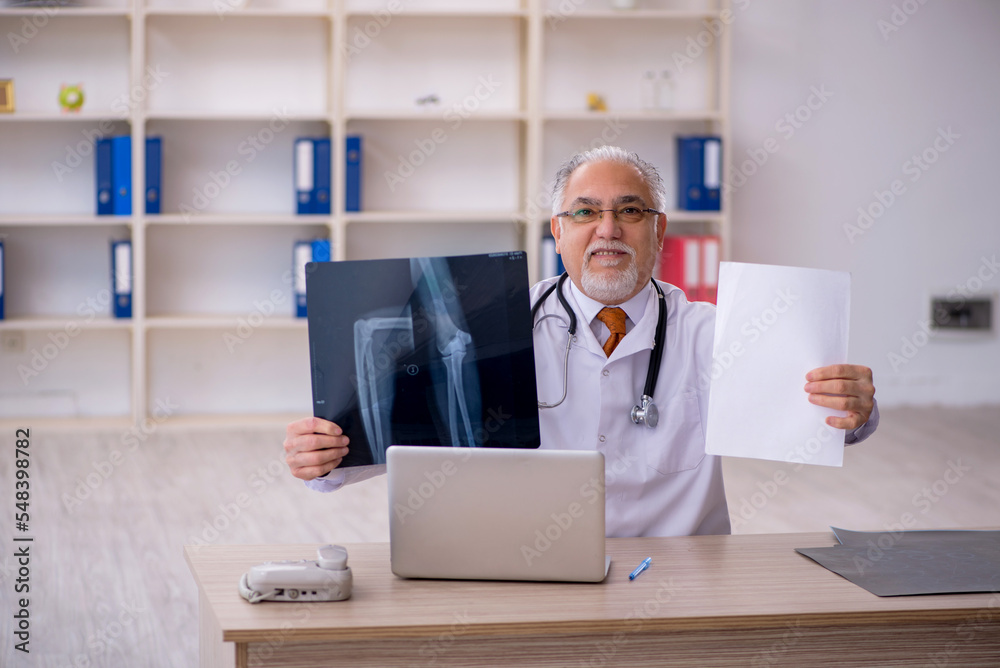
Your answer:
[530,273,667,428]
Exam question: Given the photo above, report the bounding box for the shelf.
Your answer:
[0,7,130,17]
[0,215,131,226]
[344,211,523,224]
[544,110,723,122]
[345,10,528,18]
[345,110,526,122]
[145,111,331,122]
[144,8,330,18]
[144,316,307,330]
[0,111,130,123]
[546,9,724,20]
[666,211,725,223]
[148,213,330,226]
[0,317,132,332]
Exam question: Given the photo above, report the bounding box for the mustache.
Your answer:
[585,240,637,261]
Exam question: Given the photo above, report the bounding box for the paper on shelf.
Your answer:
[704,262,850,467]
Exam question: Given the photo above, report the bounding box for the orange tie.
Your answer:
[597,307,627,357]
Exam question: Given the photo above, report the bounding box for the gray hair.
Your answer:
[550,146,667,217]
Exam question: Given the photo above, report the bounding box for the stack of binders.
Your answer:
[95,136,162,215]
[295,136,362,215]
[293,239,331,318]
[658,235,720,304]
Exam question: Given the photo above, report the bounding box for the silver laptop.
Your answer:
[387,446,609,583]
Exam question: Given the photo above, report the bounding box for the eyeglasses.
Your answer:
[555,206,662,225]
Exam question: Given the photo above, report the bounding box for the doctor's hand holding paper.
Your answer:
[286,146,879,538]
[805,364,876,431]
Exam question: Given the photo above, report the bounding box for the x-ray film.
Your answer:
[306,252,541,468]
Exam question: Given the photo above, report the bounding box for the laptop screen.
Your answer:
[306,252,541,468]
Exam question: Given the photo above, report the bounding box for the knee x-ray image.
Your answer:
[306,252,540,468]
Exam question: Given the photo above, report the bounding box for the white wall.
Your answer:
[728,0,1000,406]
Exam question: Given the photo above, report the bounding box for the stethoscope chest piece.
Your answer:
[631,394,658,428]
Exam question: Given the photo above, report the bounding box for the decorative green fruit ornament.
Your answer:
[59,84,85,112]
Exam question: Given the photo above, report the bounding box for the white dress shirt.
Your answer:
[307,278,879,538]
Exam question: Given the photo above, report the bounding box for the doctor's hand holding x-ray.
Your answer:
[285,146,877,537]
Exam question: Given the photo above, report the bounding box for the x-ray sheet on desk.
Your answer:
[306,252,541,468]
[705,262,850,467]
[797,528,1000,596]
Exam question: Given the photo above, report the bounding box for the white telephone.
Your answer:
[239,545,353,603]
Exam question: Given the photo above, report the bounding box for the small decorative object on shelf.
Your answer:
[640,71,657,110]
[612,0,637,8]
[658,70,674,111]
[58,84,85,113]
[0,79,14,113]
[586,92,607,112]
[415,94,441,108]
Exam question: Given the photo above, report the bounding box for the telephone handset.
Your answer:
[238,545,352,603]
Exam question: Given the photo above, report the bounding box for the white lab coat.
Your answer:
[530,277,730,537]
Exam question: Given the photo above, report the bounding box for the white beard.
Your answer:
[580,240,639,304]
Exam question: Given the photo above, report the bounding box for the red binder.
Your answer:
[658,235,721,304]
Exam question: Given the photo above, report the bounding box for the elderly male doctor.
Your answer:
[284,146,879,537]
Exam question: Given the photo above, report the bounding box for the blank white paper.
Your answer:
[704,262,850,467]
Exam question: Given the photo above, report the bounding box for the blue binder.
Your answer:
[345,135,362,212]
[312,138,331,214]
[677,136,722,211]
[295,138,314,214]
[111,240,132,318]
[293,240,312,318]
[311,238,331,263]
[540,237,565,279]
[111,136,132,215]
[96,138,113,215]
[0,240,5,320]
[145,136,162,214]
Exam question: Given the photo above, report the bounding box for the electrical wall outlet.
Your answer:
[1,330,26,353]
[930,297,993,331]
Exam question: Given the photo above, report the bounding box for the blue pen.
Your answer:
[629,557,652,580]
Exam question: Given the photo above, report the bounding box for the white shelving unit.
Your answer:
[0,0,730,427]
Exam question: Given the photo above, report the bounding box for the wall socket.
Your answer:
[1,330,26,354]
[930,297,993,331]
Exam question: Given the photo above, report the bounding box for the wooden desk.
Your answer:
[185,533,1000,667]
